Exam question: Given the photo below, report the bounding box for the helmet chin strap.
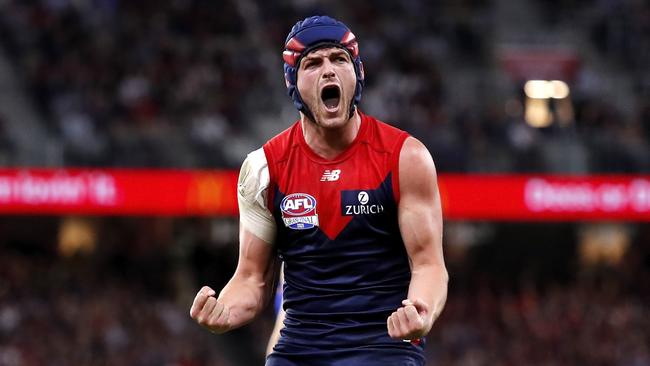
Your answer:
[296,91,317,125]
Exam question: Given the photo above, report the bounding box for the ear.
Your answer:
[358,61,365,81]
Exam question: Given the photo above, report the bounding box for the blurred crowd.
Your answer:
[0,255,215,366]
[0,0,264,167]
[429,266,650,366]
[425,222,650,366]
[0,217,270,366]
[0,254,242,366]
[0,0,647,172]
[0,218,648,366]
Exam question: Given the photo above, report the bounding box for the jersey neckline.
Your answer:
[296,111,370,164]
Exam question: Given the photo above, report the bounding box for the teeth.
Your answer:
[321,86,340,109]
[323,96,339,109]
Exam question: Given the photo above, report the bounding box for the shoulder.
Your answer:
[399,137,438,192]
[238,147,269,202]
[400,137,432,163]
[240,148,267,174]
[238,148,277,243]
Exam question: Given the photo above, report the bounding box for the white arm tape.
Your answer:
[237,148,276,244]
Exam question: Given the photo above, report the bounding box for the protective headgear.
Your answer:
[283,15,364,121]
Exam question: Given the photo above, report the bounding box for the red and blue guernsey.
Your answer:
[264,112,425,366]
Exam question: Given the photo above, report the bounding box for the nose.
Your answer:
[321,59,336,79]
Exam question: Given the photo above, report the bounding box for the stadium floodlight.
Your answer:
[549,80,570,99]
[524,80,551,99]
[524,80,570,99]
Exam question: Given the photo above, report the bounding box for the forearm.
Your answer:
[191,218,276,334]
[408,263,448,325]
[218,273,270,330]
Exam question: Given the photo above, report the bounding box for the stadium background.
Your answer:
[0,0,649,365]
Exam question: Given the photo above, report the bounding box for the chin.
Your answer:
[312,98,353,129]
[315,111,350,129]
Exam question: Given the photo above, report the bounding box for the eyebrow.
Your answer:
[303,49,350,62]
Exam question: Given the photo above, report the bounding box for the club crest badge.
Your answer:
[280,193,319,230]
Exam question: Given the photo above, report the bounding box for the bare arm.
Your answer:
[190,228,277,333]
[191,148,278,334]
[387,137,448,340]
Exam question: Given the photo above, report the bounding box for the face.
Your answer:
[296,47,357,129]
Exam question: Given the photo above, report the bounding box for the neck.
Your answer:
[301,111,361,160]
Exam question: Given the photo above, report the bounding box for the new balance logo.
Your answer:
[320,169,341,182]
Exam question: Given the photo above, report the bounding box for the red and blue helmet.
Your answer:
[283,15,364,118]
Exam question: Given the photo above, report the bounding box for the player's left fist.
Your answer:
[387,298,432,341]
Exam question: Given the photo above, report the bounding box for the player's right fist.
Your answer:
[189,286,231,334]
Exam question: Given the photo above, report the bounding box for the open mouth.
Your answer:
[321,85,341,110]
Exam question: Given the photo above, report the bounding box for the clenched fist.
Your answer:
[190,286,231,334]
[387,298,431,341]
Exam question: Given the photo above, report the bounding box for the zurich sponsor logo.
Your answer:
[281,193,319,230]
[342,190,385,216]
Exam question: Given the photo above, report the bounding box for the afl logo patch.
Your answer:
[281,193,319,230]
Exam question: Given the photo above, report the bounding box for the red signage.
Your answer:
[1,170,649,221]
[0,169,238,216]
[440,175,650,221]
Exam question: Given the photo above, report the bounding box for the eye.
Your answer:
[303,59,319,69]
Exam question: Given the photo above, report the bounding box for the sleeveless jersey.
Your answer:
[263,113,425,364]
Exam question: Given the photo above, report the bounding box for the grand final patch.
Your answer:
[280,193,319,230]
